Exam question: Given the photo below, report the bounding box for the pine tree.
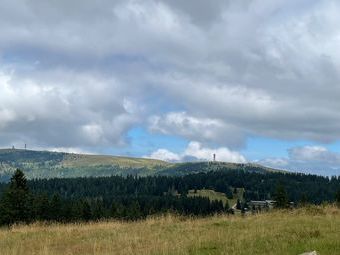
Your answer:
[49,194,62,221]
[299,193,308,207]
[70,200,84,221]
[82,200,92,221]
[224,201,230,211]
[0,169,32,225]
[127,200,142,220]
[336,189,340,207]
[33,193,50,221]
[274,184,288,208]
[111,201,124,218]
[92,200,105,220]
[236,199,242,210]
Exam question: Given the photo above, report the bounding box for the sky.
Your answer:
[1,0,340,176]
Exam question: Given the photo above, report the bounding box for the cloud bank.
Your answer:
[145,141,246,163]
[1,1,340,175]
[259,145,340,176]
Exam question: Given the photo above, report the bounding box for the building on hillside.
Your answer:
[249,200,276,211]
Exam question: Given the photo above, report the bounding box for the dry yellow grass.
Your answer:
[0,206,339,255]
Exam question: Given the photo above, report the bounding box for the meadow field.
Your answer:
[0,205,339,255]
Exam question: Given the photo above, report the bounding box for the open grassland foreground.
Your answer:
[0,206,339,255]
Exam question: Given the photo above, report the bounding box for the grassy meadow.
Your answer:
[188,189,230,206]
[0,205,339,255]
[187,188,244,207]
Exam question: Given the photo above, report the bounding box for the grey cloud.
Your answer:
[159,0,232,27]
[0,69,139,149]
[149,112,246,149]
[288,146,340,164]
[259,146,340,176]
[144,0,340,145]
[1,0,340,152]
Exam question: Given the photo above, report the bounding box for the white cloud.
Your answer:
[147,149,181,162]
[0,69,139,149]
[2,0,340,163]
[184,141,246,163]
[145,141,246,163]
[81,124,104,145]
[45,147,92,155]
[288,146,332,162]
[149,112,245,148]
[259,145,340,176]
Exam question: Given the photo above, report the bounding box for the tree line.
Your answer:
[0,168,339,226]
[23,168,340,204]
[0,170,228,225]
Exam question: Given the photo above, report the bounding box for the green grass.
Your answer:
[188,189,239,207]
[0,205,339,255]
[187,188,244,207]
[188,189,229,206]
[229,188,245,207]
[188,188,244,207]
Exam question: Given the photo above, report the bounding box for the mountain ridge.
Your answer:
[0,148,281,181]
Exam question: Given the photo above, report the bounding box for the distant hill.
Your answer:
[0,149,169,181]
[157,161,279,176]
[0,148,279,181]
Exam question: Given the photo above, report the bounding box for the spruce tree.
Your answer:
[336,189,340,207]
[92,200,105,220]
[0,169,32,225]
[111,202,125,218]
[236,199,242,210]
[224,201,230,211]
[299,193,308,207]
[49,194,62,221]
[33,193,50,221]
[127,200,142,220]
[274,184,288,208]
[82,200,92,221]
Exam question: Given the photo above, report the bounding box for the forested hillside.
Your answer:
[0,149,276,181]
[1,169,339,224]
[24,170,339,204]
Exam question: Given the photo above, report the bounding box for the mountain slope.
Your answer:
[157,161,279,176]
[0,149,169,181]
[0,148,279,181]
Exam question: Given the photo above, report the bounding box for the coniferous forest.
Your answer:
[0,169,339,225]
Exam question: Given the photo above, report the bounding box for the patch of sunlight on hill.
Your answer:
[0,149,171,180]
[188,189,229,206]
[188,188,244,207]
[62,154,170,168]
